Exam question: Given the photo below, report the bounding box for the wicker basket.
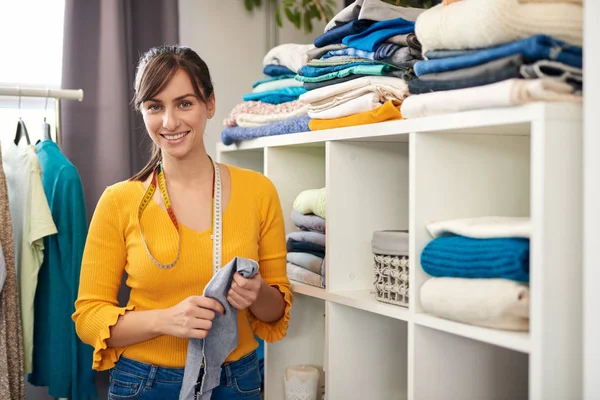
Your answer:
[371,230,409,307]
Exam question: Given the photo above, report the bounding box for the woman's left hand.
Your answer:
[227,272,263,310]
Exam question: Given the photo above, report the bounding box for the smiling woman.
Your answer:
[72,45,292,400]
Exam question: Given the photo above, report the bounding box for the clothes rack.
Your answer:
[0,86,84,147]
[0,86,83,400]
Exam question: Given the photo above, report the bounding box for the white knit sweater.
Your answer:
[415,0,582,54]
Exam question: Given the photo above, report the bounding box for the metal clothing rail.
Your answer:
[0,86,84,147]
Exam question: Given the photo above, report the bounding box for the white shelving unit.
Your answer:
[216,102,583,400]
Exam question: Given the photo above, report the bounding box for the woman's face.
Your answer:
[141,69,215,160]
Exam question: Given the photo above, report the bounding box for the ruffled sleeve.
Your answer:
[250,176,293,342]
[72,186,134,371]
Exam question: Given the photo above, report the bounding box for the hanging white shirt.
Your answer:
[2,141,57,374]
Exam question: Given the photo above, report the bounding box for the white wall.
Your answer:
[178,0,345,158]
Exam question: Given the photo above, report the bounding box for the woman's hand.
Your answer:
[227,272,263,310]
[158,296,224,339]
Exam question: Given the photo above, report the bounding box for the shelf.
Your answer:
[217,102,582,152]
[413,313,530,354]
[290,282,328,301]
[328,289,410,322]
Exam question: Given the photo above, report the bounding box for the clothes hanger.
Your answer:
[13,87,31,146]
[42,89,53,141]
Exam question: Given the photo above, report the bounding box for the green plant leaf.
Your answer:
[275,4,283,27]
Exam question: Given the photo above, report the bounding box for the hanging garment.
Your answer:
[0,143,25,400]
[28,140,97,399]
[2,142,57,375]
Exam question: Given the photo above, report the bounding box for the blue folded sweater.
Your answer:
[420,236,530,282]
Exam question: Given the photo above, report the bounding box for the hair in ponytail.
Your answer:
[129,45,214,182]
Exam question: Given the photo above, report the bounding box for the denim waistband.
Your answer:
[114,351,258,383]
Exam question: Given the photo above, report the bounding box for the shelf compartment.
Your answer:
[414,313,530,354]
[411,324,528,400]
[327,302,408,400]
[264,295,325,400]
[328,289,410,322]
[409,132,531,313]
[264,146,326,234]
[216,147,264,173]
[327,140,409,293]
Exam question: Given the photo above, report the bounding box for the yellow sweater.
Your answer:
[73,165,292,371]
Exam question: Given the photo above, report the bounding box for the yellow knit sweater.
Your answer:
[72,165,292,371]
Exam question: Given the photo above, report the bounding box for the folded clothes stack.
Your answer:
[221,43,314,145]
[286,188,326,289]
[419,217,532,331]
[299,0,426,131]
[402,0,583,118]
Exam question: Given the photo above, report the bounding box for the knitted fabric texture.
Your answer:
[223,100,308,128]
[415,0,582,53]
[180,257,259,400]
[420,235,530,282]
[221,115,310,146]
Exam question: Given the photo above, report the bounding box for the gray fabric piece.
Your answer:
[286,252,323,275]
[0,241,5,294]
[359,0,425,22]
[306,43,348,61]
[286,231,326,249]
[385,34,411,47]
[371,230,409,256]
[420,54,525,82]
[180,257,259,400]
[291,210,326,233]
[324,0,364,32]
[287,263,324,288]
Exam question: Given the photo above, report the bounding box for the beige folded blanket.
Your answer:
[400,78,581,119]
[300,76,409,112]
[420,277,530,331]
[223,100,308,127]
[415,0,582,53]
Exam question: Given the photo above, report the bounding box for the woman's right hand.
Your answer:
[158,296,225,339]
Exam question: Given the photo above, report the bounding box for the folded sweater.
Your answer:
[221,115,310,146]
[309,100,402,131]
[415,0,582,53]
[420,235,530,282]
[291,210,326,233]
[293,188,326,219]
[420,277,530,331]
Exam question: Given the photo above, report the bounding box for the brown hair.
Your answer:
[129,45,214,182]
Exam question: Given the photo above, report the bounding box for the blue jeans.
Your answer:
[108,351,262,400]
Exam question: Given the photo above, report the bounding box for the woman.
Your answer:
[73,45,292,399]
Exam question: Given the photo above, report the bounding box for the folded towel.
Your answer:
[415,0,582,54]
[300,76,409,106]
[287,263,325,288]
[287,252,324,275]
[242,87,307,104]
[420,236,530,282]
[263,43,315,73]
[221,115,310,146]
[400,78,581,119]
[420,277,530,331]
[235,108,308,128]
[415,35,582,77]
[427,217,531,239]
[309,100,402,131]
[252,78,304,93]
[286,231,326,248]
[252,74,296,88]
[291,210,326,233]
[324,0,424,32]
[293,188,326,219]
[264,64,295,77]
[289,242,325,259]
[343,18,416,52]
[223,100,307,128]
